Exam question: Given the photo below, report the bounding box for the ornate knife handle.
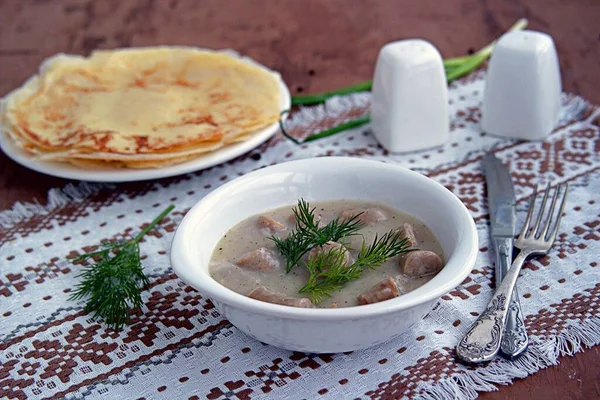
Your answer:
[456,251,530,364]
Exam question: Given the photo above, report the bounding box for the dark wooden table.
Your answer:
[1,1,599,398]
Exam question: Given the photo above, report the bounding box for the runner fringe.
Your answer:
[416,317,600,400]
[0,182,110,229]
[584,106,600,125]
[558,93,591,126]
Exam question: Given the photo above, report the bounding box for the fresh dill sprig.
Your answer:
[298,245,362,304]
[299,230,412,304]
[270,199,364,273]
[270,230,315,274]
[352,230,412,270]
[69,205,175,330]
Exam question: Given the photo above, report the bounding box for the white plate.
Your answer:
[0,64,290,183]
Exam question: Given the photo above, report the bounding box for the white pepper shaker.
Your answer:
[482,30,561,140]
[371,39,449,153]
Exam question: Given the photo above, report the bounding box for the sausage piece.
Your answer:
[358,277,400,305]
[257,215,286,234]
[398,222,418,247]
[237,248,281,272]
[308,241,353,267]
[340,208,387,224]
[248,286,314,308]
[401,250,443,277]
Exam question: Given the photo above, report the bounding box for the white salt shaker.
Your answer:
[371,39,449,153]
[482,30,561,140]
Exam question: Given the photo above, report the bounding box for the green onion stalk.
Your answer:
[280,18,528,144]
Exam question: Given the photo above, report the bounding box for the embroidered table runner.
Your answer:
[1,73,599,400]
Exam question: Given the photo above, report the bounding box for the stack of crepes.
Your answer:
[0,47,282,168]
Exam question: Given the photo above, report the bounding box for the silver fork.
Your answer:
[456,183,569,364]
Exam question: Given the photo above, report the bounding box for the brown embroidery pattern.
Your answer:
[1,76,599,399]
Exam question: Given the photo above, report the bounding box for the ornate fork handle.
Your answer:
[500,292,528,357]
[494,238,529,358]
[456,250,531,364]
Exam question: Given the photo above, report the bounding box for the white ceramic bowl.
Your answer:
[171,157,478,353]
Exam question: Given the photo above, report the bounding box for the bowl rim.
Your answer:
[171,157,478,321]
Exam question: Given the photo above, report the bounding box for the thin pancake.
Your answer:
[1,47,282,168]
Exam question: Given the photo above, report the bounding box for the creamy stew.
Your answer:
[209,200,444,308]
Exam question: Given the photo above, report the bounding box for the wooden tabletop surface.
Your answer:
[1,1,599,398]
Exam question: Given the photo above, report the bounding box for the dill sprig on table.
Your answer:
[69,205,175,331]
[299,230,412,304]
[270,199,364,273]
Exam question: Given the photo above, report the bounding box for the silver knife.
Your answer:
[483,153,528,359]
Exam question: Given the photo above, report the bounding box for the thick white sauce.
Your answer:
[209,200,443,308]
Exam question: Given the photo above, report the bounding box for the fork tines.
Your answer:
[520,183,569,243]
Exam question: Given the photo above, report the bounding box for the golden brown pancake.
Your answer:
[0,47,282,168]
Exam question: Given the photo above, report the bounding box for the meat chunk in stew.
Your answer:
[237,248,280,272]
[358,276,400,305]
[340,208,387,224]
[398,222,418,247]
[257,215,286,234]
[248,286,314,308]
[401,250,443,277]
[308,241,353,267]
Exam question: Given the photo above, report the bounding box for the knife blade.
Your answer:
[484,154,515,239]
[483,153,528,358]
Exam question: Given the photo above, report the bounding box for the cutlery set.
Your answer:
[456,154,569,364]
